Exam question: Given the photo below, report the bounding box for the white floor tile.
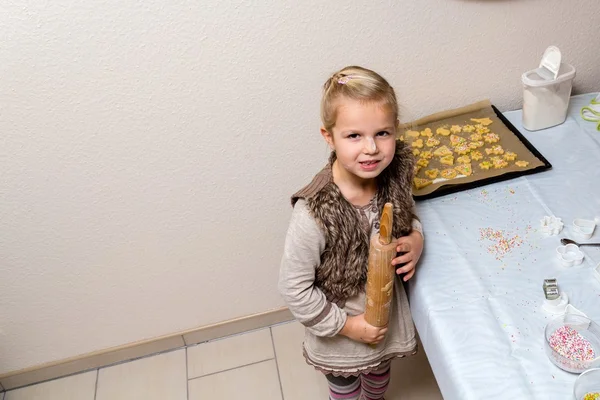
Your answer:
[4,371,96,400]
[187,327,274,379]
[271,321,330,400]
[188,360,282,400]
[96,349,186,400]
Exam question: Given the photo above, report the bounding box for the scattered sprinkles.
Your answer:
[479,228,524,260]
[549,326,596,361]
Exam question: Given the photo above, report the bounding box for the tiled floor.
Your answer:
[1,321,443,400]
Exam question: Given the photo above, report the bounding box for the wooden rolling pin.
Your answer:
[364,202,396,328]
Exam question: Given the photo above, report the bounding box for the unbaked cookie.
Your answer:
[483,133,500,143]
[491,156,508,169]
[412,139,424,148]
[440,168,458,180]
[454,163,473,176]
[413,149,421,156]
[470,117,493,126]
[450,125,462,134]
[479,161,492,170]
[457,155,471,164]
[420,150,433,159]
[503,151,517,161]
[417,158,430,167]
[450,135,466,147]
[515,160,529,167]
[426,137,440,147]
[454,144,470,155]
[433,145,453,157]
[475,124,491,134]
[406,130,420,138]
[440,154,454,166]
[420,128,433,137]
[424,169,439,179]
[469,133,483,141]
[468,141,485,149]
[436,127,451,136]
[485,145,504,156]
[462,125,475,133]
[413,177,432,189]
[470,150,483,161]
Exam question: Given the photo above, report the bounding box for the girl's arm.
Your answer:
[278,199,347,337]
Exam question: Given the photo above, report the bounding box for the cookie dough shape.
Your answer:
[406,130,420,138]
[483,133,500,143]
[455,163,473,176]
[434,145,453,157]
[490,156,508,169]
[450,135,466,147]
[515,160,529,167]
[413,177,432,189]
[436,127,451,136]
[412,139,424,148]
[504,151,517,161]
[469,141,484,149]
[424,169,439,179]
[440,168,458,180]
[426,137,441,147]
[421,128,433,137]
[417,158,430,167]
[420,150,433,159]
[457,155,471,164]
[454,144,470,155]
[470,117,493,126]
[450,125,462,134]
[470,150,483,161]
[479,161,492,170]
[440,154,455,166]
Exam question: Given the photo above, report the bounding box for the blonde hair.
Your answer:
[320,66,399,132]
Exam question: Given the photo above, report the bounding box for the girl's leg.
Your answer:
[360,360,392,400]
[325,373,361,400]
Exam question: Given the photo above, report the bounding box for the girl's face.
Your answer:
[321,97,397,184]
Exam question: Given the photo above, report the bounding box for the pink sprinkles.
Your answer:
[549,326,596,361]
[479,228,523,260]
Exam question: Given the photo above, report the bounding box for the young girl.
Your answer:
[279,66,424,400]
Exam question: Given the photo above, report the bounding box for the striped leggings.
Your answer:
[325,361,391,400]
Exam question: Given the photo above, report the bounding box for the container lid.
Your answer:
[522,63,576,87]
[538,46,562,80]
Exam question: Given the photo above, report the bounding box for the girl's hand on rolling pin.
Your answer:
[392,230,424,281]
[339,314,388,345]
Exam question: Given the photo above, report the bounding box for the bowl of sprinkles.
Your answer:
[544,314,600,373]
[574,368,600,400]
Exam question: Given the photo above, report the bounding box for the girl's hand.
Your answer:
[392,230,424,281]
[339,314,388,344]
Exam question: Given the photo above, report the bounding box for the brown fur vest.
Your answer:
[291,141,416,306]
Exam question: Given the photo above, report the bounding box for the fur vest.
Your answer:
[291,141,416,307]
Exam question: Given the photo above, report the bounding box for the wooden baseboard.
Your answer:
[0,306,294,391]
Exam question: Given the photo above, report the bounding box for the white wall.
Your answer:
[1,0,599,374]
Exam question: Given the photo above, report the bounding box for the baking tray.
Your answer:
[407,103,552,201]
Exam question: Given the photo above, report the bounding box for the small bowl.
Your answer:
[544,314,600,373]
[574,368,600,400]
[556,244,585,267]
[573,219,597,240]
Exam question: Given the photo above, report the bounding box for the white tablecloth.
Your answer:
[410,93,600,400]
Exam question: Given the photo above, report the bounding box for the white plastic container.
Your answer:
[522,46,576,131]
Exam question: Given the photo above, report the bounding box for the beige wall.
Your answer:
[1,0,599,374]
